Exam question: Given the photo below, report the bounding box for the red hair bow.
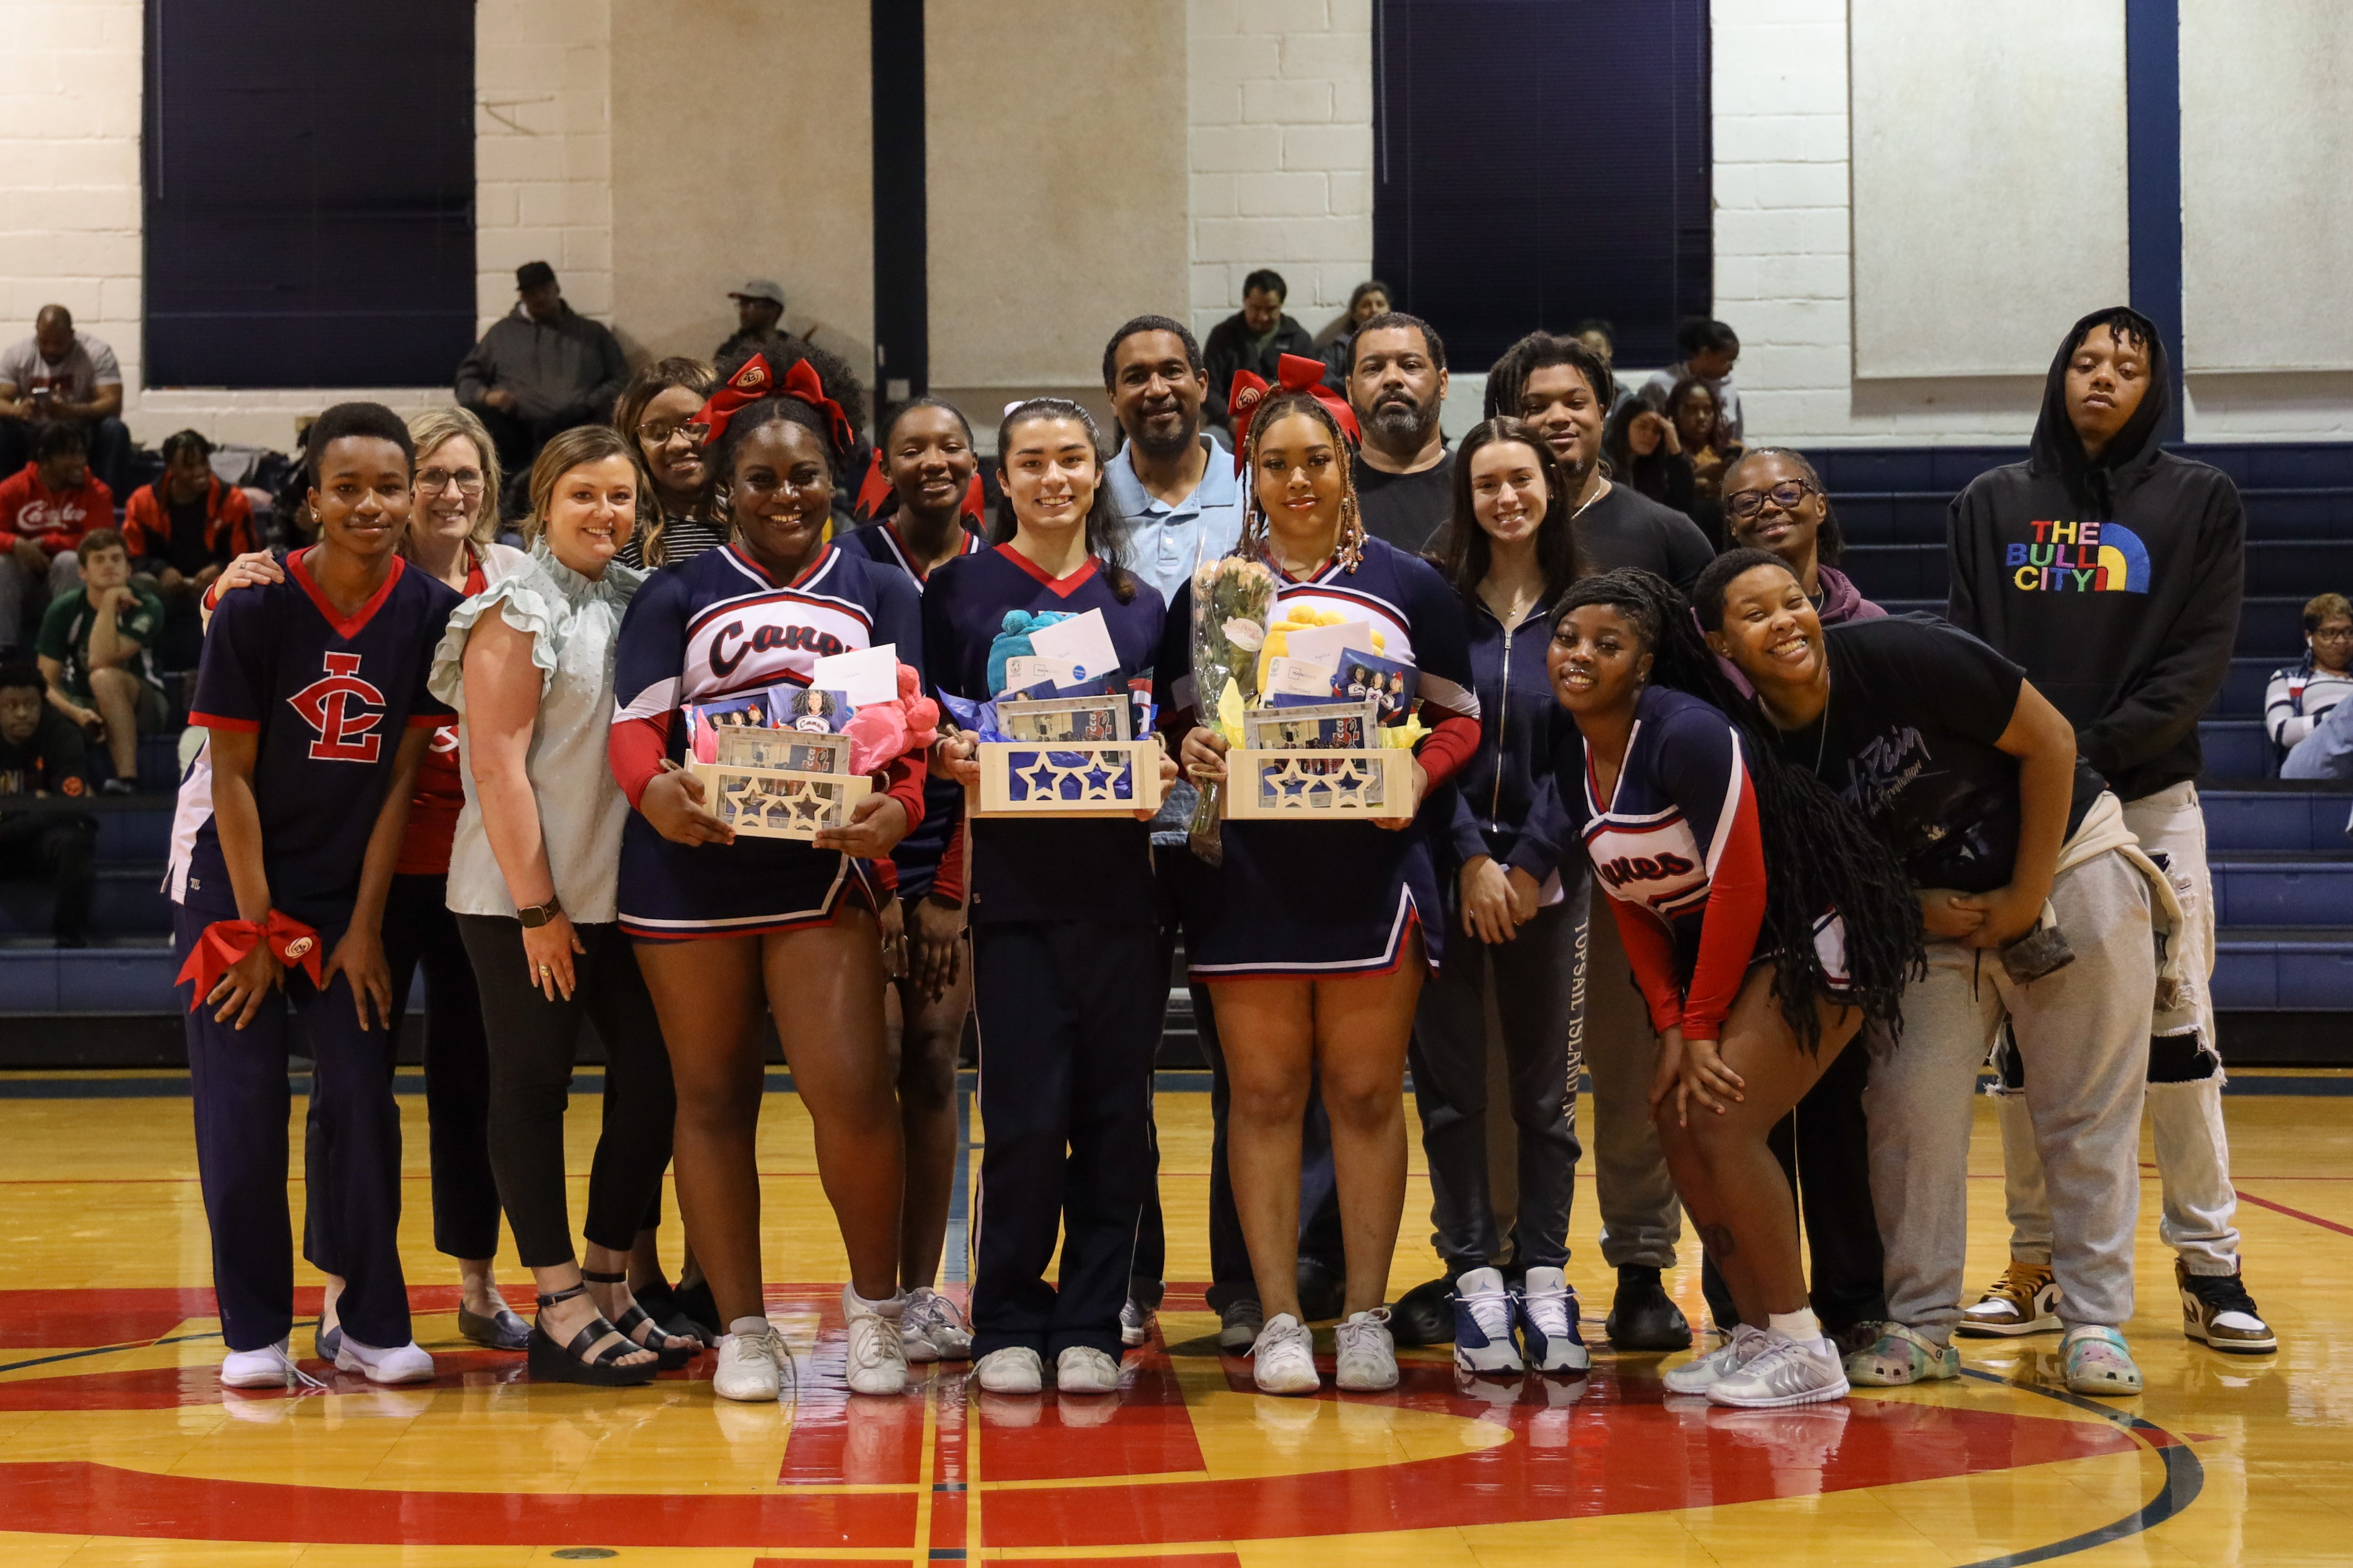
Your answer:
[1228,353,1358,472]
[175,911,325,1011]
[855,450,984,526]
[692,353,858,454]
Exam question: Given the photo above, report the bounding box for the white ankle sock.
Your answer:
[728,1315,771,1338]
[1767,1308,1823,1345]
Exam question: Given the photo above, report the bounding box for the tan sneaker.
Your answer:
[2178,1259,2277,1354]
[1956,1259,2060,1338]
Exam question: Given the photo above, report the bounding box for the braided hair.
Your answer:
[1555,567,1923,1048]
[1238,386,1367,574]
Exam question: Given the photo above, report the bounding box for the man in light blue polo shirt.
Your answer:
[1099,314,1348,1356]
[1101,315,1246,605]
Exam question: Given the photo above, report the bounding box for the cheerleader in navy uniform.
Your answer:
[1171,371,1483,1395]
[925,398,1176,1396]
[1526,569,1919,1408]
[839,396,984,1363]
[607,354,928,1403]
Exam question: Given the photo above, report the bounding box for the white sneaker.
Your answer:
[220,1338,311,1389]
[1451,1268,1523,1374]
[843,1288,910,1396]
[713,1323,792,1403]
[899,1287,973,1362]
[1664,1324,1768,1395]
[1251,1312,1321,1395]
[334,1335,435,1386]
[1516,1267,1591,1373]
[975,1346,1043,1394]
[1056,1345,1121,1393]
[1120,1296,1155,1348]
[1334,1308,1398,1393]
[1704,1331,1849,1409]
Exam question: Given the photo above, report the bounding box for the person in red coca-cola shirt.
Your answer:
[0,422,114,655]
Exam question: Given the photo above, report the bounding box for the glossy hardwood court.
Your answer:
[0,1068,2348,1566]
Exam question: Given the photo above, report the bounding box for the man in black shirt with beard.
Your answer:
[1346,313,1455,552]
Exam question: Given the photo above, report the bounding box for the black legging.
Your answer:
[458,914,676,1269]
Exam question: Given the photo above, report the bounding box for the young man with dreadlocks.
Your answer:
[1531,567,1919,1407]
[1702,546,2174,1398]
[1170,375,1481,1397]
[1947,307,2271,1355]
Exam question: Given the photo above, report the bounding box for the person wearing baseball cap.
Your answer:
[717,278,789,363]
[454,262,630,518]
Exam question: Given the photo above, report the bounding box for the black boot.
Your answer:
[1605,1265,1692,1351]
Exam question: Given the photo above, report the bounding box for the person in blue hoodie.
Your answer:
[1947,305,2272,1357]
[1389,418,1587,1368]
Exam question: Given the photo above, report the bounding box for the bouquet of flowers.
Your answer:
[1187,554,1278,863]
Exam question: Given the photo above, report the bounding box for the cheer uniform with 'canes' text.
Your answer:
[922,542,1167,1363]
[843,517,982,903]
[1162,535,1481,977]
[168,549,457,1354]
[608,541,927,940]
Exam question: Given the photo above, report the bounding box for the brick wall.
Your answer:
[1186,0,1376,348]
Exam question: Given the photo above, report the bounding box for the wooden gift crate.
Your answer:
[1222,746,1416,819]
[974,738,1165,818]
[691,762,873,841]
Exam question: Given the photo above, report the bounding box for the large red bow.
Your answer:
[1228,353,1358,472]
[175,911,325,1010]
[692,353,858,454]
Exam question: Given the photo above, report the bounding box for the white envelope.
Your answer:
[1003,655,1079,694]
[1282,619,1378,667]
[1264,655,1338,698]
[1024,608,1120,684]
[811,643,899,707]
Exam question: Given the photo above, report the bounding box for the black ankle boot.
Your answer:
[1606,1265,1693,1351]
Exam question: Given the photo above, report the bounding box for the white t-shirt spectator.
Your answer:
[0,331,124,405]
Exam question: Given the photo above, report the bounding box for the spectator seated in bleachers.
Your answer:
[0,661,97,947]
[1202,269,1317,433]
[1637,315,1744,445]
[0,420,114,656]
[0,305,130,496]
[2275,593,2353,781]
[123,429,258,675]
[455,261,628,519]
[36,529,166,797]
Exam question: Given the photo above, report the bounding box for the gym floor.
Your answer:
[0,1069,2345,1565]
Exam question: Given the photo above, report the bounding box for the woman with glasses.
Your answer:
[1722,450,1883,629]
[2267,593,2353,766]
[612,358,727,569]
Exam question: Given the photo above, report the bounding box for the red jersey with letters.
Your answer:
[396,556,488,878]
[168,549,459,922]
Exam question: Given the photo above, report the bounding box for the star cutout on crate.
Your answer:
[725,779,767,823]
[785,786,837,830]
[1013,753,1057,801]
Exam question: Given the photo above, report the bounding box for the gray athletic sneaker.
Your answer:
[1663,1323,1767,1396]
[1704,1332,1849,1409]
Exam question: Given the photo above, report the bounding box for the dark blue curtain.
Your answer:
[1372,0,1712,371]
[142,1,475,388]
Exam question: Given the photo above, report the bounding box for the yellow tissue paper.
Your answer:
[1215,679,1247,746]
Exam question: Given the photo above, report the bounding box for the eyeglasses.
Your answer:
[2312,626,2353,644]
[1725,480,1815,520]
[417,468,484,496]
[637,419,708,447]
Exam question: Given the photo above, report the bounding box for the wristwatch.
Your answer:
[517,897,563,928]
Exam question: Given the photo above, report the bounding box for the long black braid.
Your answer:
[1555,568,1923,1049]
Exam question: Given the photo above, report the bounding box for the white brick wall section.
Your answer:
[476,0,612,331]
[1187,0,1375,344]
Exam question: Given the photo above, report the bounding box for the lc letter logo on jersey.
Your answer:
[2007,519,2149,593]
[289,653,387,762]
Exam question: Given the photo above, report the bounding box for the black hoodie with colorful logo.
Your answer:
[1946,306,2245,802]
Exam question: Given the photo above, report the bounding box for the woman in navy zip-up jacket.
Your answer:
[1395,418,1591,1360]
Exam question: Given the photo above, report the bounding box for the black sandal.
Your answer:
[526,1284,658,1387]
[459,1304,532,1352]
[582,1270,695,1370]
[632,1279,716,1349]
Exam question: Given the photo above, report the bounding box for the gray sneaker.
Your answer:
[1219,1298,1264,1352]
[1663,1323,1767,1396]
[1120,1296,1156,1348]
[1704,1332,1849,1409]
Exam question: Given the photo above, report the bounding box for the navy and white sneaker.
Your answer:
[1516,1267,1592,1373]
[1452,1267,1524,1374]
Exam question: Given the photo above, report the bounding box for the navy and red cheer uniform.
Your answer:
[167,548,458,1356]
[608,540,926,940]
[921,542,1168,1363]
[843,518,982,904]
[1162,535,1482,976]
[1552,684,1842,1042]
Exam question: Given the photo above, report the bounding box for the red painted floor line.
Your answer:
[2233,1189,2353,1239]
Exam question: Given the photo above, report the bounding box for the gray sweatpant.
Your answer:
[1995,782,2243,1276]
[1577,882,1684,1269]
[1866,847,2154,1342]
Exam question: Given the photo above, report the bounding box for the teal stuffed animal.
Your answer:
[986,609,1074,697]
